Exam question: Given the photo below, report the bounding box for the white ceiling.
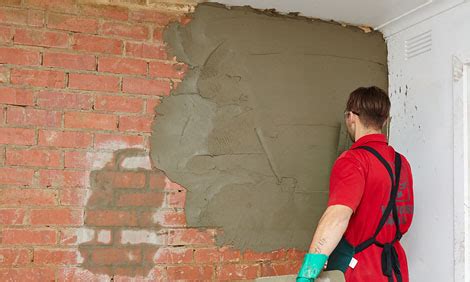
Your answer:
[208,0,449,29]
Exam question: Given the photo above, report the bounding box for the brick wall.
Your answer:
[0,0,305,280]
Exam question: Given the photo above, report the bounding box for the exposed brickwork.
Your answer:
[0,0,304,280]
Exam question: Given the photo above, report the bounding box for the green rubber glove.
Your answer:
[296,253,328,281]
[296,278,312,282]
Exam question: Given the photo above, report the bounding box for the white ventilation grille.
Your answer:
[405,30,432,60]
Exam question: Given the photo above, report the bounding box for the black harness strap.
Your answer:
[353,146,403,282]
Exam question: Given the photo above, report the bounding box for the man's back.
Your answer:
[328,134,414,282]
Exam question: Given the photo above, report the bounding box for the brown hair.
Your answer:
[346,86,390,129]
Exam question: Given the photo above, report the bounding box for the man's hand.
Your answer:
[296,253,328,281]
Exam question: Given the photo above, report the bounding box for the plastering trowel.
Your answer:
[254,270,345,282]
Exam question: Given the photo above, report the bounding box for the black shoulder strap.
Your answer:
[353,146,403,252]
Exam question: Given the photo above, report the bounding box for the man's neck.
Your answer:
[354,127,382,142]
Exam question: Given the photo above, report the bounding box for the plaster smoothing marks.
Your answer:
[152,3,388,251]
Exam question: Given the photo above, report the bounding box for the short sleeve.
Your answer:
[327,154,366,212]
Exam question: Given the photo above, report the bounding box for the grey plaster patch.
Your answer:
[151,3,388,251]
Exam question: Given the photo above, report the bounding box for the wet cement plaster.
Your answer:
[151,3,388,251]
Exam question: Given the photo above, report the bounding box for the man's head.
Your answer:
[344,86,390,142]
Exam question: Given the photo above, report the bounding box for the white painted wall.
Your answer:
[384,2,470,281]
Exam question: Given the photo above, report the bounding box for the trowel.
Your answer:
[254,270,345,282]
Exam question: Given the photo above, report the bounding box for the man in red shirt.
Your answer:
[297,86,414,282]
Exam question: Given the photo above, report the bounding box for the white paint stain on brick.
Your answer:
[121,155,152,170]
[60,267,111,281]
[86,151,114,169]
[97,230,111,244]
[152,210,165,225]
[153,247,188,263]
[76,250,85,264]
[95,141,145,151]
[120,230,165,245]
[76,228,95,244]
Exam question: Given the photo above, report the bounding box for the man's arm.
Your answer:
[296,205,353,281]
[308,204,353,255]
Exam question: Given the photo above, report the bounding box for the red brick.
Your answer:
[95,95,144,113]
[0,0,21,5]
[38,130,92,148]
[6,148,61,167]
[58,267,110,281]
[64,151,92,169]
[125,42,167,60]
[243,249,286,262]
[25,0,77,12]
[58,228,79,246]
[149,62,187,79]
[167,265,214,280]
[219,246,241,262]
[118,115,153,132]
[148,171,166,190]
[167,190,186,208]
[153,27,163,42]
[179,15,192,26]
[0,209,26,224]
[0,108,3,125]
[0,267,55,281]
[286,249,306,260]
[146,98,161,114]
[129,10,177,26]
[14,28,69,48]
[94,133,145,149]
[0,249,31,265]
[33,249,78,265]
[39,169,88,188]
[31,208,82,225]
[85,210,137,227]
[0,66,9,84]
[101,22,149,40]
[0,7,44,27]
[1,229,57,245]
[94,171,146,189]
[122,77,171,96]
[11,68,65,88]
[157,210,186,227]
[116,191,164,207]
[167,229,215,246]
[260,262,300,277]
[59,187,87,206]
[64,111,117,131]
[152,247,193,264]
[0,127,35,145]
[68,73,119,92]
[80,4,129,21]
[0,87,34,106]
[6,106,61,127]
[0,26,12,43]
[0,47,40,66]
[73,34,122,55]
[91,247,141,265]
[217,263,260,280]
[0,167,34,186]
[37,91,93,110]
[98,56,147,75]
[0,189,57,206]
[194,248,220,263]
[47,13,99,33]
[43,52,96,71]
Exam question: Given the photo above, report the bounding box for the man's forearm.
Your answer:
[308,205,353,255]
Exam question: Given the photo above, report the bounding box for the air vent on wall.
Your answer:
[405,30,432,60]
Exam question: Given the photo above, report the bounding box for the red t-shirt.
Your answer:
[327,134,414,282]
